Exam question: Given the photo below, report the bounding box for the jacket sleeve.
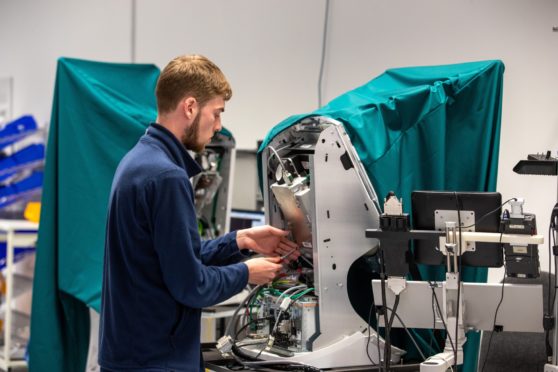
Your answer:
[147,170,248,308]
[200,232,250,266]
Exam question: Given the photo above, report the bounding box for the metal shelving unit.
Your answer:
[0,219,38,371]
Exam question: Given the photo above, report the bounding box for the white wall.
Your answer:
[1,0,557,278]
[136,0,324,150]
[0,0,133,124]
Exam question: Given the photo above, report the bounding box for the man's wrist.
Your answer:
[236,228,247,250]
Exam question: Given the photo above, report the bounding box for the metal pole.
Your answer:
[554,176,558,365]
[4,228,14,368]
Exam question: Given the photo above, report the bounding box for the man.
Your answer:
[99,55,299,371]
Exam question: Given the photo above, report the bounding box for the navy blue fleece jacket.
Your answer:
[99,123,249,371]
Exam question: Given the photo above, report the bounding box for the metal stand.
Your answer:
[556,172,558,353]
[552,173,558,367]
[422,223,466,372]
[367,226,544,372]
[513,153,558,371]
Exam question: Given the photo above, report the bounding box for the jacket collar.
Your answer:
[146,123,202,177]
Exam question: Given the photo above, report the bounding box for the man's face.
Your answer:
[181,96,225,152]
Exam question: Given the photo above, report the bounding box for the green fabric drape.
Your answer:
[29,57,236,372]
[29,58,160,372]
[257,60,505,371]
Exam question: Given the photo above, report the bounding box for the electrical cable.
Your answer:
[230,315,270,362]
[547,224,553,360]
[454,192,463,372]
[267,145,289,183]
[374,307,383,372]
[269,138,305,158]
[480,232,505,372]
[378,250,391,372]
[427,281,442,354]
[453,195,513,370]
[549,210,557,314]
[248,286,267,323]
[298,253,315,268]
[246,360,421,372]
[552,227,557,361]
[429,285,436,353]
[255,287,313,360]
[430,280,456,355]
[254,309,284,359]
[240,359,322,372]
[384,306,427,361]
[551,226,558,311]
[224,284,264,338]
[386,295,400,354]
[461,198,517,229]
[233,316,269,342]
[367,301,427,368]
[366,302,378,367]
[544,220,556,358]
[546,218,557,360]
[317,0,330,108]
[275,284,307,304]
[387,295,399,326]
[248,286,284,321]
[231,343,262,362]
[285,157,302,178]
[290,287,314,300]
[547,225,552,314]
[384,294,399,371]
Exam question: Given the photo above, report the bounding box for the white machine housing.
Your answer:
[238,116,404,369]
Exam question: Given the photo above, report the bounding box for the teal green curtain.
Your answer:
[29,58,160,372]
[258,60,505,371]
[29,57,236,372]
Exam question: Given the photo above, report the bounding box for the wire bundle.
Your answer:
[223,282,318,371]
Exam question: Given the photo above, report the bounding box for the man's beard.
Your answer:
[181,112,204,152]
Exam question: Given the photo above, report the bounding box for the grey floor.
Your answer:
[478,331,547,372]
[477,272,553,372]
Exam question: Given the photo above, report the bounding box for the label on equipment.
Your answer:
[509,225,525,229]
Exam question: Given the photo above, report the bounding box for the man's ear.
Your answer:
[183,97,198,119]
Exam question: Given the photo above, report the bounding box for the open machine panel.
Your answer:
[234,116,404,369]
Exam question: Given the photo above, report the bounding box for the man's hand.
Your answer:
[244,257,283,285]
[236,225,300,261]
